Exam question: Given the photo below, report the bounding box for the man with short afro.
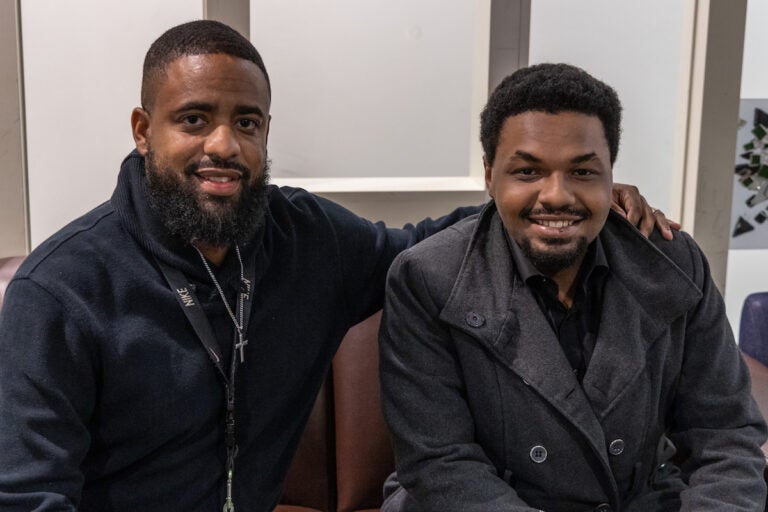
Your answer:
[379,63,767,511]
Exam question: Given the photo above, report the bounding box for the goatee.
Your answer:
[519,235,589,276]
[144,148,270,247]
[518,206,590,276]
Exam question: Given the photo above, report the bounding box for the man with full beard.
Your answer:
[0,22,671,512]
[378,63,767,511]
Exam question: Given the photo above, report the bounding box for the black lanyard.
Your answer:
[155,253,255,510]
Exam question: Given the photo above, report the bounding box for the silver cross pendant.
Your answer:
[235,333,249,363]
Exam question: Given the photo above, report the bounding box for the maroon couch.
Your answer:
[276,311,393,512]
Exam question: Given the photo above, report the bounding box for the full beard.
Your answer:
[144,148,270,247]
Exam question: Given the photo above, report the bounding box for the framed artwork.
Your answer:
[731,100,768,249]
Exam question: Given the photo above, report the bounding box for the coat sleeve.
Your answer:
[668,234,767,511]
[379,252,541,511]
[313,193,480,325]
[0,278,94,511]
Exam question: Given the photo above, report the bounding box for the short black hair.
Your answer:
[141,20,271,109]
[480,63,622,166]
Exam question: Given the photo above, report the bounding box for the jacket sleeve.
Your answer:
[379,252,540,511]
[0,278,95,511]
[668,234,767,510]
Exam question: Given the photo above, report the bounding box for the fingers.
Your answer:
[610,183,679,240]
[636,199,656,238]
[650,209,679,241]
[611,184,642,225]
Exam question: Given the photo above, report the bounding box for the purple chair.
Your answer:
[739,292,768,367]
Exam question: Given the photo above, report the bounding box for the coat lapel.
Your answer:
[581,276,653,417]
[582,212,703,417]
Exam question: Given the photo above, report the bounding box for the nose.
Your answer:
[538,172,575,210]
[203,124,240,161]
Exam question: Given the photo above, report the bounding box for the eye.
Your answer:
[237,118,261,132]
[181,114,205,127]
[509,167,540,180]
[573,168,596,177]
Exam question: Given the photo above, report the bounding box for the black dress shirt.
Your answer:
[507,235,609,382]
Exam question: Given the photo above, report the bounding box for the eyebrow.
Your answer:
[233,105,266,118]
[513,150,599,164]
[174,101,215,114]
[570,152,599,164]
[173,102,266,118]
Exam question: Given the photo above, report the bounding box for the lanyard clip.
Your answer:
[223,469,235,512]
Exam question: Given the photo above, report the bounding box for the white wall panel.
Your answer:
[252,0,487,188]
[22,0,202,247]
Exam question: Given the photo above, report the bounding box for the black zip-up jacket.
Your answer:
[0,150,475,511]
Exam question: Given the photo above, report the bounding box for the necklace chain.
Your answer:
[194,245,245,336]
[189,245,248,511]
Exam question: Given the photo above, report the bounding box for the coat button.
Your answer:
[608,439,625,456]
[529,445,547,463]
[465,312,485,327]
[594,504,611,512]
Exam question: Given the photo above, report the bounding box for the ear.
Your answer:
[483,154,494,198]
[265,114,271,146]
[131,107,151,156]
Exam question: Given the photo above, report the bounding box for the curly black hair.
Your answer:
[141,20,270,109]
[480,63,621,166]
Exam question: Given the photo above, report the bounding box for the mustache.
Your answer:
[520,206,591,219]
[184,157,252,178]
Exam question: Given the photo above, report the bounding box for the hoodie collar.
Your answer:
[110,150,266,284]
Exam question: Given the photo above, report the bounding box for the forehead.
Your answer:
[497,111,609,159]
[151,53,271,113]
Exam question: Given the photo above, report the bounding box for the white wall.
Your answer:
[252,0,477,180]
[725,0,768,341]
[528,0,688,216]
[22,0,202,247]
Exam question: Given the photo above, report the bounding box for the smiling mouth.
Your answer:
[194,169,243,182]
[191,169,245,197]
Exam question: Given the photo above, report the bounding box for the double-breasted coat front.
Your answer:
[380,205,767,511]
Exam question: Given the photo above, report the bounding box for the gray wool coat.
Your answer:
[379,204,767,512]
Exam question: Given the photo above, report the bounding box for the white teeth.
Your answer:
[207,176,232,183]
[537,219,575,228]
